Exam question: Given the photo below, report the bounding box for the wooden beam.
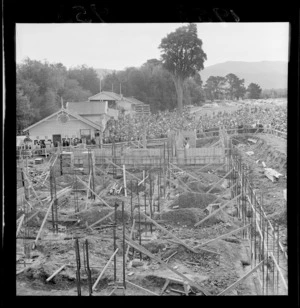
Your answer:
[125,219,136,262]
[194,193,242,227]
[126,280,159,296]
[92,248,119,291]
[76,176,113,209]
[197,224,250,247]
[123,165,127,197]
[88,210,114,230]
[166,239,220,256]
[85,171,91,210]
[23,172,44,207]
[139,211,218,255]
[33,200,54,248]
[206,168,233,194]
[163,251,178,263]
[160,279,170,295]
[168,167,193,192]
[210,163,227,174]
[217,259,265,296]
[122,234,210,295]
[16,214,25,236]
[208,139,221,148]
[105,158,141,181]
[46,264,67,282]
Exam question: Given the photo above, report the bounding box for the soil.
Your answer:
[16,131,287,296]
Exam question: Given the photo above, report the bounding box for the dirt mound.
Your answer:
[172,193,218,209]
[188,181,206,193]
[160,208,222,228]
[143,240,167,254]
[78,207,130,226]
[231,135,286,173]
[252,139,286,173]
[161,208,200,227]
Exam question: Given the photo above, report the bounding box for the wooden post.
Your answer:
[139,211,219,255]
[16,214,25,236]
[218,259,265,295]
[122,234,210,295]
[46,264,67,282]
[125,219,136,262]
[126,280,159,296]
[33,200,54,248]
[88,210,114,229]
[206,168,233,194]
[76,176,113,209]
[123,165,127,197]
[92,248,119,291]
[194,193,242,227]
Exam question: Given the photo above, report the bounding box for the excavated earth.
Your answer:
[16,133,286,296]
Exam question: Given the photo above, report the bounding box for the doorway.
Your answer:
[53,134,61,147]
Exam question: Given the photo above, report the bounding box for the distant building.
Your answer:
[23,91,150,145]
[88,91,150,116]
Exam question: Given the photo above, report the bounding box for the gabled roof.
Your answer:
[23,108,101,132]
[126,97,147,105]
[89,91,122,101]
[68,101,107,115]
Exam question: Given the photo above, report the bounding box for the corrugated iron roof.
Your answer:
[126,97,147,105]
[68,101,107,115]
[89,91,122,101]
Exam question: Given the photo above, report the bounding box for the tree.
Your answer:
[16,85,33,130]
[204,76,227,101]
[159,23,207,113]
[247,83,262,99]
[225,73,246,100]
[68,65,100,94]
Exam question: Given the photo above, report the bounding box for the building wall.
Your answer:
[28,114,96,141]
[116,101,132,111]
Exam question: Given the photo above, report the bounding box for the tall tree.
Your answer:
[247,83,262,99]
[204,76,227,101]
[68,65,100,94]
[159,23,207,113]
[225,73,246,100]
[16,85,33,131]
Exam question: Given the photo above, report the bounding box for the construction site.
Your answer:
[16,127,288,296]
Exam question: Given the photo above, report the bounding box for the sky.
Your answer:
[16,23,289,70]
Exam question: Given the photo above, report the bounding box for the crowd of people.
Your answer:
[103,104,287,143]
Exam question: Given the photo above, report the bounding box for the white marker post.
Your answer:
[123,165,127,197]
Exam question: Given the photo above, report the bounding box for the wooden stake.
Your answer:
[218,259,265,296]
[46,264,67,282]
[125,219,136,262]
[122,234,210,295]
[194,193,242,227]
[123,165,127,197]
[126,280,159,296]
[88,210,114,229]
[76,176,113,209]
[139,212,218,255]
[92,248,119,291]
[16,214,25,236]
[206,168,233,194]
[33,200,54,248]
[197,224,250,247]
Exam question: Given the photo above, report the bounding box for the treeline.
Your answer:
[100,58,205,112]
[17,58,100,130]
[16,58,286,131]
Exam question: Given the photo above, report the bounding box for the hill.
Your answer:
[200,61,288,89]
